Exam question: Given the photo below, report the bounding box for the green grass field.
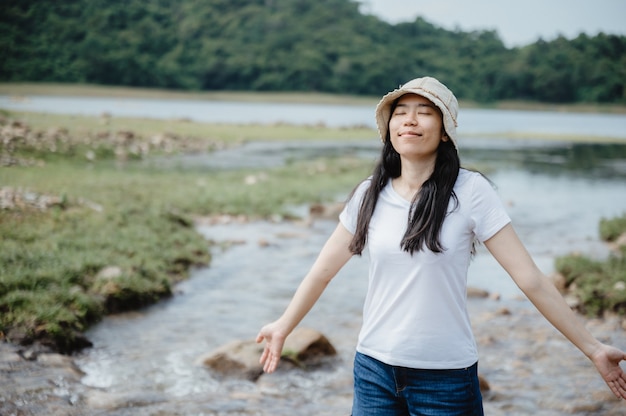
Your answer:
[0,108,374,352]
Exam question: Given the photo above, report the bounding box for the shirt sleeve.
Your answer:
[339,178,372,235]
[470,173,511,242]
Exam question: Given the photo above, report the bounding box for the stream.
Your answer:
[70,138,626,415]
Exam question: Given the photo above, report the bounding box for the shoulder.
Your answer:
[351,176,374,199]
[455,169,482,191]
[454,169,502,209]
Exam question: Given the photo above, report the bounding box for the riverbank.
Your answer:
[0,113,373,352]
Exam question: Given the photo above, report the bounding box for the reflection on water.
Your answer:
[461,140,626,178]
[154,137,626,182]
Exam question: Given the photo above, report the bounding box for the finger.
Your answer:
[259,345,270,365]
[616,375,626,397]
[607,381,619,399]
[255,332,264,343]
[610,381,626,400]
[268,353,279,373]
[608,377,626,399]
[263,353,274,373]
[264,350,281,373]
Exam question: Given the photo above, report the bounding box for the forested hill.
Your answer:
[1,0,625,103]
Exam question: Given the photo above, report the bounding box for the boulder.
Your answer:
[198,327,337,381]
[478,374,490,393]
[199,339,265,381]
[467,287,489,298]
[308,202,344,220]
[282,326,337,363]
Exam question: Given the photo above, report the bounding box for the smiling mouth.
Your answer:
[399,131,421,137]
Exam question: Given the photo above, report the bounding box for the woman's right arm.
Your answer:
[256,222,355,373]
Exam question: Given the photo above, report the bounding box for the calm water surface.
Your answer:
[2,94,626,138]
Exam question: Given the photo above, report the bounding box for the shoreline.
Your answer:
[2,82,626,115]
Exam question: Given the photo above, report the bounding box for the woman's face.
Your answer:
[388,93,447,161]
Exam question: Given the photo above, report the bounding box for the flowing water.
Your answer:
[75,139,626,415]
[3,95,626,414]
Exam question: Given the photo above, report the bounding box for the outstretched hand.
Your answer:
[590,343,626,399]
[256,322,287,374]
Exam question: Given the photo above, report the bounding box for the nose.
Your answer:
[403,111,418,125]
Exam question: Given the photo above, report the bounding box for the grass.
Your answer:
[0,110,373,352]
[555,213,626,317]
[1,109,378,149]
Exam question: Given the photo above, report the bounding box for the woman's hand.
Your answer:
[255,223,354,374]
[589,343,626,399]
[256,322,288,374]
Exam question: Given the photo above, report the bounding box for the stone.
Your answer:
[96,266,123,280]
[282,327,337,362]
[308,202,344,220]
[489,292,501,301]
[198,327,337,381]
[478,374,491,393]
[495,307,511,316]
[467,287,489,298]
[198,339,265,381]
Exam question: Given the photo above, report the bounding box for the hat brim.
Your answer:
[375,89,458,148]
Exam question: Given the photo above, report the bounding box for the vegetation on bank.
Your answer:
[556,215,626,317]
[1,105,624,353]
[1,0,625,104]
[0,110,373,352]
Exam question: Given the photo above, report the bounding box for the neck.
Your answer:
[392,156,436,201]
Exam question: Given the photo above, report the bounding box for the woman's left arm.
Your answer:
[484,223,626,399]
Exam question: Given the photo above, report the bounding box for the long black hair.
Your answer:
[348,128,461,256]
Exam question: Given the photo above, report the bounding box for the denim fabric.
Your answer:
[351,352,484,416]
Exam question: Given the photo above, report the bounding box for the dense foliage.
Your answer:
[1,0,625,102]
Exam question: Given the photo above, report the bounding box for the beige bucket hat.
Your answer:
[375,76,459,148]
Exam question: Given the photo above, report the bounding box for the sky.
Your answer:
[361,0,626,48]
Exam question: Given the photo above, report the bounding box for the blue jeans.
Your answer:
[352,352,484,416]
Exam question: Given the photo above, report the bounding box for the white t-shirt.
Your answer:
[339,169,511,369]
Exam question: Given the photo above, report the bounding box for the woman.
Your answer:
[256,76,626,415]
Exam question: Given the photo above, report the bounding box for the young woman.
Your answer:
[256,76,626,415]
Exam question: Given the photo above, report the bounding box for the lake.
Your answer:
[2,94,626,139]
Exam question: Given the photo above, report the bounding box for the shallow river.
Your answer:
[73,137,626,415]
